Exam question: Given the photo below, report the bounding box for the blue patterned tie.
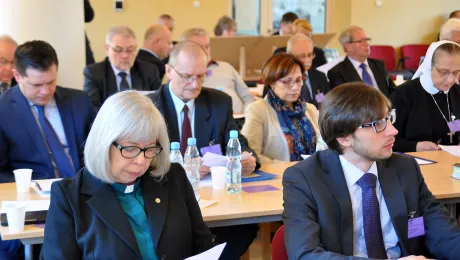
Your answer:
[357,173,387,259]
[36,106,75,178]
[359,63,374,87]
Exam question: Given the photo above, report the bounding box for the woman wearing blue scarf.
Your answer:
[242,53,321,163]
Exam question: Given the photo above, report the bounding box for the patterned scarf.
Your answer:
[267,89,316,161]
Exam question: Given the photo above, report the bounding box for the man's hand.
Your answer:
[416,141,440,152]
[241,151,256,177]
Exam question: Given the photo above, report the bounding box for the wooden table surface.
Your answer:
[2,151,460,242]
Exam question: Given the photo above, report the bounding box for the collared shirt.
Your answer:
[140,48,160,59]
[348,57,378,89]
[339,155,401,259]
[168,82,196,140]
[110,63,132,92]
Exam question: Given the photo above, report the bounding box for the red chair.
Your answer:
[369,45,397,71]
[272,225,288,260]
[400,44,429,71]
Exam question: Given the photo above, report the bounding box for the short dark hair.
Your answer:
[319,82,392,154]
[261,53,305,87]
[449,10,460,19]
[214,15,236,36]
[281,12,299,24]
[14,40,58,77]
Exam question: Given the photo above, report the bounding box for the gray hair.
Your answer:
[338,26,364,51]
[0,35,17,46]
[440,18,460,41]
[287,33,313,53]
[105,26,136,45]
[168,40,208,67]
[180,27,209,41]
[84,91,171,183]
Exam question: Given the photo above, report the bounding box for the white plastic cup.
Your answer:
[13,169,32,193]
[210,166,227,190]
[5,203,26,233]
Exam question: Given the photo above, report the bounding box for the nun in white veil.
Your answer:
[390,40,460,152]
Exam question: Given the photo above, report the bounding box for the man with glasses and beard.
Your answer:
[83,26,161,110]
[283,82,460,260]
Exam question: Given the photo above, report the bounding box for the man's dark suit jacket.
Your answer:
[283,149,460,259]
[148,85,260,166]
[327,56,395,97]
[83,58,161,110]
[136,49,165,80]
[40,165,214,260]
[273,46,328,69]
[0,86,94,182]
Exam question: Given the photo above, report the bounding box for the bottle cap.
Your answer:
[171,142,180,150]
[229,130,238,138]
[187,137,196,146]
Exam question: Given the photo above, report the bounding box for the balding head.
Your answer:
[440,18,460,45]
[143,24,173,59]
[180,28,211,57]
[158,14,175,33]
[287,33,314,71]
[0,35,18,83]
[166,41,208,102]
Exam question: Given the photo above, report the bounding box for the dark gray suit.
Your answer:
[40,165,213,260]
[136,49,165,80]
[283,149,460,259]
[83,58,161,110]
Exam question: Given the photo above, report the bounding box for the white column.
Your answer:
[0,0,85,90]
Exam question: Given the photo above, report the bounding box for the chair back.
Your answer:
[400,44,429,70]
[369,45,397,71]
[272,225,288,260]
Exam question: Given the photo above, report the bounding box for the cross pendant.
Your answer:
[448,132,455,144]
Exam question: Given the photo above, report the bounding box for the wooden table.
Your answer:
[1,151,460,255]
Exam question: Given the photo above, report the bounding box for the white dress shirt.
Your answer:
[111,63,132,91]
[168,83,195,140]
[348,57,378,89]
[339,155,401,259]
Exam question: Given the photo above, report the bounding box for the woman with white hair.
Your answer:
[40,91,213,259]
[390,41,460,152]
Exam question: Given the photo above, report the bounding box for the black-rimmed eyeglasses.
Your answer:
[358,109,396,133]
[112,141,163,159]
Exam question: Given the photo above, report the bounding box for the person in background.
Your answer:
[181,28,255,115]
[440,18,460,45]
[272,12,298,36]
[0,35,17,94]
[0,40,94,260]
[450,10,460,19]
[40,91,214,259]
[287,33,330,107]
[283,82,460,259]
[327,26,395,97]
[214,15,237,37]
[242,53,320,164]
[158,14,177,64]
[147,41,259,260]
[84,0,95,65]
[83,26,161,110]
[390,41,460,152]
[137,24,174,80]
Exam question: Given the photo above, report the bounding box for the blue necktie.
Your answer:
[36,106,75,178]
[359,63,374,87]
[357,173,387,259]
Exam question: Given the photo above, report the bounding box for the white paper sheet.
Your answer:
[414,158,435,165]
[33,178,61,192]
[198,199,217,209]
[439,145,460,157]
[202,153,228,167]
[301,154,310,160]
[185,243,226,260]
[1,200,50,213]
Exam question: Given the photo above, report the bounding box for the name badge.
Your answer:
[200,144,222,156]
[447,120,460,133]
[408,216,425,239]
[315,92,325,104]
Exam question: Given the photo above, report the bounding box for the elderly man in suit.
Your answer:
[287,33,330,108]
[327,26,395,97]
[148,41,259,260]
[0,40,94,259]
[283,82,460,260]
[84,26,161,110]
[137,24,174,80]
[0,35,17,94]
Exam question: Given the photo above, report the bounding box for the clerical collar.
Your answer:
[112,179,141,194]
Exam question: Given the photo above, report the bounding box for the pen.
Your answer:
[436,138,442,145]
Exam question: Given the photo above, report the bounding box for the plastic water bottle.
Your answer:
[226,130,242,193]
[184,138,200,201]
[169,142,183,166]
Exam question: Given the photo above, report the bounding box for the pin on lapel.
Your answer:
[155,198,161,203]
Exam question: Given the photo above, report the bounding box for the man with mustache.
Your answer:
[283,82,460,259]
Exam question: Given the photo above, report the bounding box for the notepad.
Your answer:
[439,145,460,157]
[185,243,226,260]
[31,178,61,197]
